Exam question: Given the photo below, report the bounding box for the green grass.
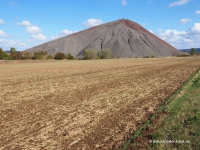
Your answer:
[122,68,200,150]
[148,70,200,150]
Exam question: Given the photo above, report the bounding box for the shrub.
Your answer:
[190,48,196,56]
[10,47,17,60]
[46,55,54,59]
[97,50,106,59]
[0,48,11,60]
[97,49,113,59]
[83,49,97,60]
[55,52,65,60]
[21,51,32,59]
[32,51,48,60]
[104,49,113,59]
[66,53,74,60]
[83,49,113,59]
[177,53,190,57]
[151,55,155,58]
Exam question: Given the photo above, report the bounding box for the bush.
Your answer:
[105,49,114,59]
[190,48,196,56]
[177,53,190,57]
[32,51,48,60]
[97,50,106,59]
[97,49,113,59]
[66,53,74,60]
[46,55,54,59]
[83,49,113,59]
[83,49,97,60]
[55,52,65,60]
[151,55,155,58]
[21,51,32,59]
[0,48,11,60]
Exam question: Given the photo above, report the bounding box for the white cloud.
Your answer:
[182,38,193,43]
[26,26,42,34]
[60,29,74,36]
[195,10,200,14]
[157,23,200,49]
[121,0,127,6]
[0,19,6,24]
[49,35,59,40]
[50,29,77,40]
[0,30,9,37]
[27,39,32,43]
[158,29,187,37]
[149,30,154,33]
[30,34,47,40]
[188,23,200,34]
[82,18,103,28]
[16,21,32,26]
[179,18,192,24]
[0,39,26,50]
[169,0,192,7]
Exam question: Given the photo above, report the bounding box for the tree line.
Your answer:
[0,47,114,60]
[0,47,75,60]
[1,47,198,60]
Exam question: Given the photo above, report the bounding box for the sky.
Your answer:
[0,0,200,51]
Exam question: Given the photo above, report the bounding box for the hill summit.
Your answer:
[25,19,181,58]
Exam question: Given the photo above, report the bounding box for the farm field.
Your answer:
[0,57,200,149]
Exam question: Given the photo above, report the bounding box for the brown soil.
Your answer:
[0,58,200,149]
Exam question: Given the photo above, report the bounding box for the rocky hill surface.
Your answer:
[25,19,181,58]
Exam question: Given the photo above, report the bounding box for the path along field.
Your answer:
[0,57,200,149]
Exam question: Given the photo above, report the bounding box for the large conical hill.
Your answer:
[25,19,181,58]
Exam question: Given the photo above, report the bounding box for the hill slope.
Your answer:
[25,19,181,58]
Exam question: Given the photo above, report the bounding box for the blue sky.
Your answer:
[0,0,200,51]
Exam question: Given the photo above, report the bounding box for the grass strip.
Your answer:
[121,67,200,150]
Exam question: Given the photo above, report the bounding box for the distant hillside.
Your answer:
[180,48,200,53]
[25,19,181,58]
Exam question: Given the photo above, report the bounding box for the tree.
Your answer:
[46,55,54,60]
[32,51,48,60]
[55,52,65,60]
[0,48,11,60]
[21,51,31,59]
[97,49,113,59]
[10,47,16,53]
[190,48,196,56]
[10,47,18,60]
[104,49,113,59]
[83,49,97,60]
[66,53,74,60]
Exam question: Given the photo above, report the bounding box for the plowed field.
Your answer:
[0,57,200,149]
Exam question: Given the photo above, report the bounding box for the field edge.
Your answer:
[121,66,200,150]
